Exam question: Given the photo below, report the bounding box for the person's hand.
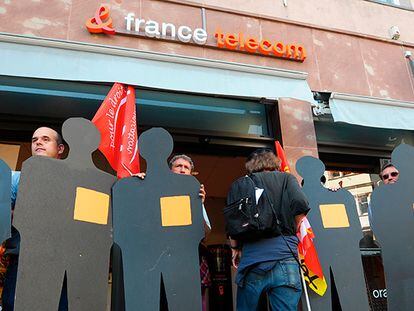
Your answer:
[295,214,306,233]
[199,184,206,203]
[131,172,146,179]
[231,249,241,269]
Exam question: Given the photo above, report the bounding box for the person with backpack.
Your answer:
[225,148,309,311]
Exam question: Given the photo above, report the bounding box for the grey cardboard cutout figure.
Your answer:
[0,159,11,243]
[370,143,414,310]
[13,118,116,311]
[296,156,369,311]
[112,127,204,311]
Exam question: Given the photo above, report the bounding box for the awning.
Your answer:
[329,93,414,131]
[0,33,316,104]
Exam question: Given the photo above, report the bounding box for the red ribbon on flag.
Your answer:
[92,83,140,178]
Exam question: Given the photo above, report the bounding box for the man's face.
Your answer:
[381,166,399,185]
[171,158,192,175]
[31,127,64,159]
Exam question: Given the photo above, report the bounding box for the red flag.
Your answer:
[275,140,326,295]
[297,217,327,296]
[275,141,290,173]
[92,83,140,178]
[298,217,324,278]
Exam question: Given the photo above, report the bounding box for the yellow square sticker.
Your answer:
[73,187,110,225]
[160,195,192,227]
[319,204,350,228]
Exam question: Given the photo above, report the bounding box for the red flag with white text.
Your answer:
[92,83,140,178]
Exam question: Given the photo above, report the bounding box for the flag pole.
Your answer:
[301,270,312,311]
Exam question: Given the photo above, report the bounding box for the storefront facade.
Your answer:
[1,0,414,310]
[1,0,413,167]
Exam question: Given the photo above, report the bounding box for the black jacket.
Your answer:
[227,171,309,237]
[254,171,309,235]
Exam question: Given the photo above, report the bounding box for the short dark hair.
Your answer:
[55,131,63,145]
[168,154,194,172]
[245,148,280,174]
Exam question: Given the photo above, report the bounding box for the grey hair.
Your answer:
[168,154,194,172]
[380,162,397,180]
[380,162,395,173]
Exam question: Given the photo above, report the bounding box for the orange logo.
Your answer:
[86,5,115,35]
[215,29,306,62]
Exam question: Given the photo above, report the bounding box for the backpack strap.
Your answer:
[250,173,306,274]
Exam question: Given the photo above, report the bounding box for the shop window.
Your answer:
[137,90,273,138]
[0,76,275,141]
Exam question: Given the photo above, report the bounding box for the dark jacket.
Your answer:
[252,171,310,235]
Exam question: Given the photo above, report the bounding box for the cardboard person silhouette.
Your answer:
[296,156,369,311]
[370,144,414,311]
[0,159,11,243]
[112,127,204,311]
[13,118,116,311]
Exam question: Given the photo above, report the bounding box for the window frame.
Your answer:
[365,0,413,11]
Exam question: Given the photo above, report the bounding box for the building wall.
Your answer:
[185,0,414,43]
[1,0,411,186]
[0,0,413,102]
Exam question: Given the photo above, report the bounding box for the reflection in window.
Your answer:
[136,90,271,137]
[357,193,370,215]
[368,0,412,9]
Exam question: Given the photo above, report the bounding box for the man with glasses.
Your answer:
[379,163,399,185]
[368,162,399,230]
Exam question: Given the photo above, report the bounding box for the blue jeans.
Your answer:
[237,258,302,311]
[1,258,68,311]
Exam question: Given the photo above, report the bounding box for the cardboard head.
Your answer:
[296,156,325,185]
[391,143,414,180]
[62,118,100,154]
[138,127,173,161]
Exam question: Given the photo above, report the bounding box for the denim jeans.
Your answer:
[236,258,302,311]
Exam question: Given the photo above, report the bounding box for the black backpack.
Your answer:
[224,173,282,242]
